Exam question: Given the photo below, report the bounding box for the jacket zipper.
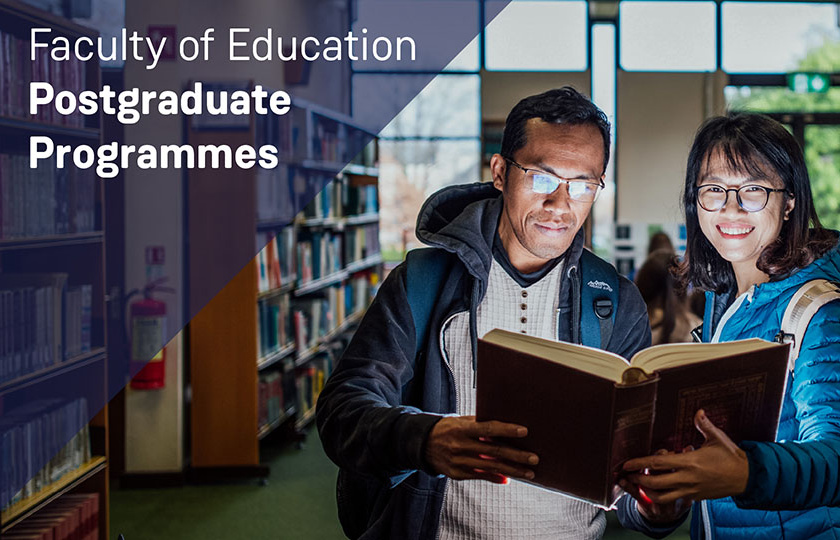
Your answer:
[568,265,580,343]
[702,500,713,539]
[436,310,466,540]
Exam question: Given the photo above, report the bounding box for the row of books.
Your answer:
[256,228,296,293]
[345,224,380,265]
[1,398,91,511]
[1,154,97,240]
[302,178,344,221]
[255,166,295,224]
[311,115,346,164]
[346,183,378,216]
[295,356,331,420]
[257,294,292,361]
[297,231,343,284]
[347,131,378,168]
[258,370,286,431]
[291,272,378,352]
[0,274,92,384]
[255,108,298,161]
[3,492,99,540]
[345,270,378,317]
[0,31,87,126]
[302,180,379,221]
[292,297,333,352]
[255,168,378,227]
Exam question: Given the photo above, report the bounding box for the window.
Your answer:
[353,74,481,259]
[352,0,480,72]
[722,2,840,73]
[619,1,716,72]
[484,0,588,71]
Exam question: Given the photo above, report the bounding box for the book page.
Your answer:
[630,338,778,373]
[481,329,629,382]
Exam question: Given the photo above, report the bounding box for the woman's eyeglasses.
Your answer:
[696,184,791,213]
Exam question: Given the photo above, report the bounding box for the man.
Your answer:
[317,87,686,539]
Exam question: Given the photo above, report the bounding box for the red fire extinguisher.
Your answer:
[127,277,174,390]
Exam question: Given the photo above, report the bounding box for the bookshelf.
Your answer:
[0,1,109,538]
[187,85,380,476]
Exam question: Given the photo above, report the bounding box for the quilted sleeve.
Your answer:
[735,300,840,509]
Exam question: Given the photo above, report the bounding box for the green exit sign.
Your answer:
[787,72,831,93]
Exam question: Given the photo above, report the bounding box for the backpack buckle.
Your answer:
[774,330,795,347]
[594,298,613,320]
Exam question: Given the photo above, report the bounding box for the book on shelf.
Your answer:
[311,114,347,163]
[255,165,294,224]
[256,228,295,293]
[255,106,295,161]
[257,294,292,359]
[0,273,93,383]
[4,492,99,540]
[476,329,789,508]
[297,230,342,283]
[292,296,331,351]
[295,354,331,418]
[0,154,97,240]
[345,184,378,216]
[344,270,378,316]
[344,223,380,265]
[347,131,377,168]
[1,398,92,512]
[303,179,343,221]
[258,370,286,430]
[0,30,86,126]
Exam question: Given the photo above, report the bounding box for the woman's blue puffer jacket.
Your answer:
[692,240,840,540]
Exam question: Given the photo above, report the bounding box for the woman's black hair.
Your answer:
[676,112,836,293]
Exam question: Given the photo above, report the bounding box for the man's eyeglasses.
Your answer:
[503,158,604,203]
[696,184,791,213]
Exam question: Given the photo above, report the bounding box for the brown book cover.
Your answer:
[476,329,789,508]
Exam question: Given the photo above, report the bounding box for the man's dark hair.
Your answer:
[500,87,611,174]
[676,112,836,293]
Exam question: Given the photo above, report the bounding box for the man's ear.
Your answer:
[490,154,507,192]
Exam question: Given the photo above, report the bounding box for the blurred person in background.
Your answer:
[635,250,701,344]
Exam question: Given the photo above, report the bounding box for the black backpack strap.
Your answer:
[335,248,453,539]
[579,250,619,349]
[406,248,453,359]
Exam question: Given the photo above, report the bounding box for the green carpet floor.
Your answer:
[111,429,691,540]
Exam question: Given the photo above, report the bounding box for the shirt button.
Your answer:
[521,291,528,298]
[521,303,527,310]
[521,317,527,324]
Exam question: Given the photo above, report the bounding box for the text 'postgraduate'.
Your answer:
[30,82,291,125]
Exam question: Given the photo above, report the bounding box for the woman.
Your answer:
[621,112,840,539]
[635,249,701,344]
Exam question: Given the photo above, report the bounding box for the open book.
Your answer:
[475,329,790,508]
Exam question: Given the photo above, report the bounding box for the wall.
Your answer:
[481,71,591,121]
[122,0,348,473]
[616,71,717,224]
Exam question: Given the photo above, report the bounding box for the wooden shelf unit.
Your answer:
[187,86,380,475]
[0,2,109,537]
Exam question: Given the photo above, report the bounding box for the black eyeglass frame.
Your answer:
[695,184,792,213]
[502,157,605,199]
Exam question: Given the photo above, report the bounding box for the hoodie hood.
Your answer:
[415,182,586,293]
[415,182,501,284]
